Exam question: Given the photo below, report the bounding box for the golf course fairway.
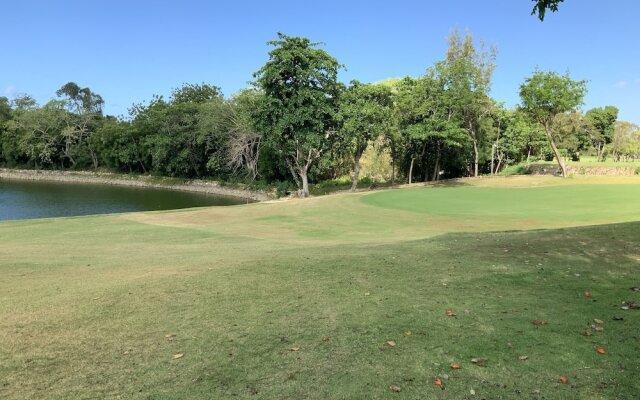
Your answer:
[1,176,639,399]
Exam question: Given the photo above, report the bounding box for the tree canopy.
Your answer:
[519,69,587,176]
[253,33,343,197]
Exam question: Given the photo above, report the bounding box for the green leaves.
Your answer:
[253,33,343,196]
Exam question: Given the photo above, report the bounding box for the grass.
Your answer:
[1,176,639,399]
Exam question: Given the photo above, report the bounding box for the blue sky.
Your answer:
[1,0,638,123]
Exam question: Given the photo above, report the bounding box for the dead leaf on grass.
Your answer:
[451,364,461,369]
[404,330,412,336]
[289,347,300,352]
[584,291,592,298]
[518,355,529,361]
[596,347,606,355]
[390,385,401,392]
[583,331,593,337]
[386,340,396,347]
[433,378,442,387]
[594,319,604,324]
[595,327,604,333]
[559,377,569,384]
[532,319,546,326]
[173,353,184,359]
[471,357,487,366]
[321,336,331,342]
[446,310,456,317]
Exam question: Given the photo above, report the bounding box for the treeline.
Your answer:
[1,31,639,196]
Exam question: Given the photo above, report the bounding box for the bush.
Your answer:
[499,163,530,176]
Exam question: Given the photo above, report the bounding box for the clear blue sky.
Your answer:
[1,0,638,123]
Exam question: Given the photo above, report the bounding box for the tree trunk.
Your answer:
[391,157,395,186]
[472,138,479,177]
[431,147,441,181]
[490,144,495,175]
[350,153,362,192]
[408,157,415,184]
[545,127,567,177]
[286,159,301,189]
[89,146,99,169]
[299,167,309,197]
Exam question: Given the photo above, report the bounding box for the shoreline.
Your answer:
[0,168,275,202]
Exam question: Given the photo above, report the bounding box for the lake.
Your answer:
[0,179,248,221]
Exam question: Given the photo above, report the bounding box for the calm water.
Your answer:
[0,179,248,221]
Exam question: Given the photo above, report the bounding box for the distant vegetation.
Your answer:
[1,29,638,196]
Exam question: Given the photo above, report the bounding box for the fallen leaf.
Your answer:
[471,357,487,366]
[321,336,331,342]
[364,292,370,296]
[433,378,442,386]
[584,291,592,298]
[596,347,606,355]
[451,364,461,369]
[289,347,300,352]
[470,389,476,395]
[594,319,604,324]
[595,326,604,332]
[583,331,593,337]
[518,355,529,361]
[386,340,396,347]
[173,353,184,359]
[532,319,546,326]
[165,333,176,338]
[446,310,456,317]
[559,377,569,384]
[390,385,401,392]
[404,330,412,336]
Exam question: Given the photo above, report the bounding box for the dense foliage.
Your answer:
[1,30,637,195]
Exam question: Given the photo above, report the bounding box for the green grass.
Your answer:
[1,176,639,399]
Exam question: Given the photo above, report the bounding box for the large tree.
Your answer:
[254,33,342,197]
[395,75,466,183]
[519,69,587,177]
[585,106,618,161]
[55,82,105,168]
[438,30,496,177]
[335,81,393,191]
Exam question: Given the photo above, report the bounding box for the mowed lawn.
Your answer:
[1,176,639,399]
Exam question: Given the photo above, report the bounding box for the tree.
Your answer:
[225,89,263,181]
[254,33,342,197]
[585,106,618,161]
[395,75,466,183]
[519,69,587,177]
[8,100,67,168]
[56,82,105,168]
[170,83,222,104]
[437,30,496,177]
[552,112,591,161]
[611,121,640,161]
[532,0,564,21]
[336,81,393,191]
